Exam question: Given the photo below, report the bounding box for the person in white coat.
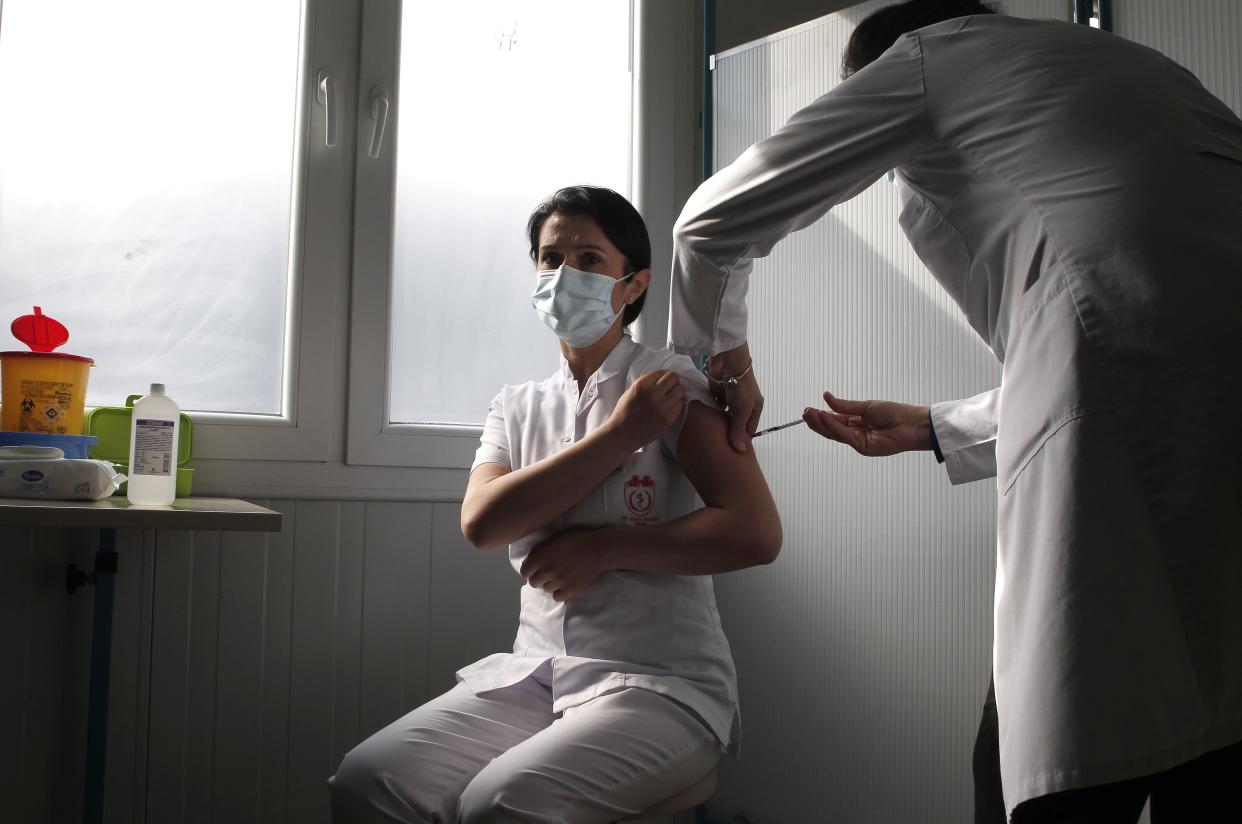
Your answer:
[669,1,1242,821]
[329,185,782,823]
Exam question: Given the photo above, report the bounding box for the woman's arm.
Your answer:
[460,370,685,549]
[521,402,782,598]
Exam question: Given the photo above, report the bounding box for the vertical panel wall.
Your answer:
[4,502,519,824]
[0,526,96,824]
[1113,0,1242,115]
[126,500,518,824]
[707,2,1061,821]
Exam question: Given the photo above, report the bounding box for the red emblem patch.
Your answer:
[624,474,655,517]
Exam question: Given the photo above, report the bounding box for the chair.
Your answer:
[618,768,717,821]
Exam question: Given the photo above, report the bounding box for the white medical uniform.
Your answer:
[330,336,737,823]
[669,14,1242,816]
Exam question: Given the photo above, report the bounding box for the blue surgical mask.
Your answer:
[531,264,636,348]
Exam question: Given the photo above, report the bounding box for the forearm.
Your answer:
[461,426,632,549]
[596,505,781,577]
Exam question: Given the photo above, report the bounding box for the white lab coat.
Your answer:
[669,15,1242,815]
[464,335,741,753]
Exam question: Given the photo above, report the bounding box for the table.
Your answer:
[0,497,282,824]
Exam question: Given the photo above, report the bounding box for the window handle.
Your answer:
[317,71,338,148]
[368,88,390,159]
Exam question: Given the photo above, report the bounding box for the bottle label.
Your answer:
[133,419,175,476]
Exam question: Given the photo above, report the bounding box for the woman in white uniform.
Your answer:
[329,185,782,823]
[669,1,1242,821]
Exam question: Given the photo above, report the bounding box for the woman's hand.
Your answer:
[602,370,685,453]
[520,529,612,602]
[802,390,931,457]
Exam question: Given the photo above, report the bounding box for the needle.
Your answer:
[750,418,807,438]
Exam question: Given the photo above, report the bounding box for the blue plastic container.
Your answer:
[0,431,98,458]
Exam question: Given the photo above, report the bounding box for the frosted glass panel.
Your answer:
[388,1,631,425]
[0,0,301,415]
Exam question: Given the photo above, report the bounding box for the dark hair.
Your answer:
[842,0,999,79]
[526,185,651,327]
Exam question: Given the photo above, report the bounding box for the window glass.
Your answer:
[387,0,632,425]
[0,0,302,414]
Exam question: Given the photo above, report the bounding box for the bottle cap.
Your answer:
[150,383,166,395]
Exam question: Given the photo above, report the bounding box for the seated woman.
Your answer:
[329,185,782,823]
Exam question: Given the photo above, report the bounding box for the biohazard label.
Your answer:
[17,379,75,434]
[133,419,175,476]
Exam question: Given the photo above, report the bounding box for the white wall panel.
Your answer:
[211,526,276,824]
[144,529,220,823]
[70,499,510,824]
[426,503,522,694]
[357,501,434,742]
[103,528,154,824]
[1114,0,1242,114]
[0,526,95,824]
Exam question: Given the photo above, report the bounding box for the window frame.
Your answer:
[158,0,360,464]
[344,0,697,469]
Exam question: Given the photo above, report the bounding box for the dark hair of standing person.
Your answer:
[841,0,999,79]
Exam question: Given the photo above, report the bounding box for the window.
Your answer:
[0,0,301,417]
[0,0,695,489]
[347,0,696,470]
[387,0,633,427]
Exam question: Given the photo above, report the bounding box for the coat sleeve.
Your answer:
[668,32,933,358]
[930,388,999,485]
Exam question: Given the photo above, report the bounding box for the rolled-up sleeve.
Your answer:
[470,391,511,472]
[930,388,999,485]
[669,32,933,359]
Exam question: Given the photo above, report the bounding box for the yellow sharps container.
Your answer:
[0,307,95,435]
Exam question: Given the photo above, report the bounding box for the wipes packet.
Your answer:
[0,457,126,500]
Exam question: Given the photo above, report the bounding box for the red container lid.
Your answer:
[12,306,68,352]
[3,306,94,363]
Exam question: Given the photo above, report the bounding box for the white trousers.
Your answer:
[328,679,721,824]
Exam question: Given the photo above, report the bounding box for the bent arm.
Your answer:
[463,370,688,549]
[595,401,783,574]
[931,388,999,484]
[461,428,632,549]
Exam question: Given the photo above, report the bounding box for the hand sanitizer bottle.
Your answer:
[126,383,180,506]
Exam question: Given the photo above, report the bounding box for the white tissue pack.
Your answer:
[0,456,126,500]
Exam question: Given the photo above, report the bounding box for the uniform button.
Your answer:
[587,387,596,398]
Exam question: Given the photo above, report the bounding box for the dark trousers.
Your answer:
[973,678,1007,824]
[972,676,1242,823]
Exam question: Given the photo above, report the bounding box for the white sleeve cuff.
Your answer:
[930,388,1000,485]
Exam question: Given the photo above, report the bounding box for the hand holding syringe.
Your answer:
[751,392,933,455]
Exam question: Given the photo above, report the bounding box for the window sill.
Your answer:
[186,457,469,502]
